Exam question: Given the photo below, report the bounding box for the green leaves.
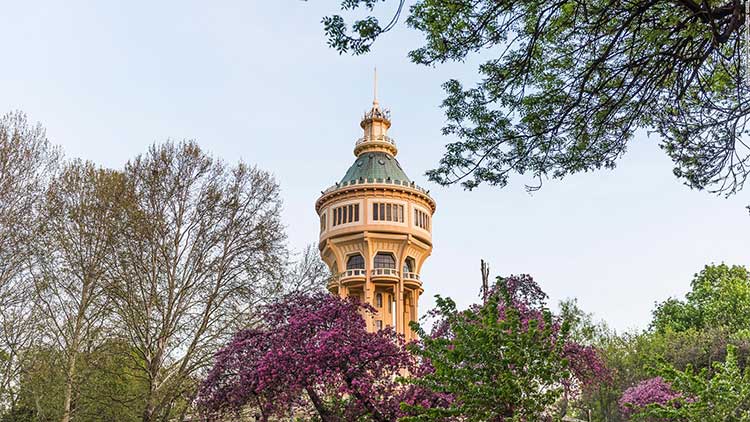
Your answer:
[313,0,750,196]
[402,277,573,421]
[651,264,750,334]
[633,345,750,421]
[315,0,402,55]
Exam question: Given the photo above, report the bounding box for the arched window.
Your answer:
[403,257,415,273]
[346,254,365,270]
[374,252,396,269]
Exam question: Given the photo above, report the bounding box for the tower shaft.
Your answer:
[315,79,435,340]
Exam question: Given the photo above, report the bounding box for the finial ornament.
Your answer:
[373,67,379,107]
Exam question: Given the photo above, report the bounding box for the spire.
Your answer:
[373,67,379,108]
[356,68,397,157]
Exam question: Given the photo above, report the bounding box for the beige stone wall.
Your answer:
[317,184,434,341]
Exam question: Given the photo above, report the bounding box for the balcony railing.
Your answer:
[403,272,420,281]
[341,269,366,278]
[371,268,400,277]
[321,178,431,197]
[355,135,396,146]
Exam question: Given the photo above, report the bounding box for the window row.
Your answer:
[333,203,360,227]
[415,209,430,230]
[346,252,403,270]
[372,202,405,223]
[322,203,431,230]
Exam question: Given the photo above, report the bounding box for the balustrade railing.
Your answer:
[341,269,366,278]
[321,178,431,196]
[371,268,400,277]
[355,135,396,146]
[403,272,420,281]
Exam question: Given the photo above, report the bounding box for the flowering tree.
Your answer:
[401,275,608,421]
[624,345,750,421]
[197,292,414,421]
[618,377,683,419]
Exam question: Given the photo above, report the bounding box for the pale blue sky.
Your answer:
[2,1,747,331]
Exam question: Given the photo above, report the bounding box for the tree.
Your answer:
[282,244,330,296]
[5,340,148,422]
[572,264,750,421]
[402,275,608,421]
[197,292,414,421]
[618,377,683,420]
[0,111,58,412]
[651,263,750,334]
[626,345,750,421]
[107,141,287,422]
[31,161,126,422]
[315,0,750,196]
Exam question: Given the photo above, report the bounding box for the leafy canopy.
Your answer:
[314,0,750,194]
[402,275,608,421]
[627,345,750,421]
[651,263,750,334]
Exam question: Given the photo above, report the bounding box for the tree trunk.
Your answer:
[305,387,341,422]
[60,352,77,422]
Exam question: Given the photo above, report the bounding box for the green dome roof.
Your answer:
[340,152,411,184]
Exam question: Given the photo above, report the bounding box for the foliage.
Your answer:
[629,345,750,421]
[32,160,126,422]
[3,341,147,422]
[0,111,58,412]
[315,0,750,196]
[572,264,750,421]
[618,377,683,419]
[108,140,288,422]
[197,292,414,421]
[401,275,608,421]
[651,264,750,333]
[0,128,300,420]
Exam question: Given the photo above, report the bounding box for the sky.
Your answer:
[1,1,747,332]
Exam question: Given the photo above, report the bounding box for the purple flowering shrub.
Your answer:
[198,277,610,421]
[401,275,610,420]
[618,377,682,419]
[489,275,611,389]
[196,292,415,421]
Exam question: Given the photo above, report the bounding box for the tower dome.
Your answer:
[315,72,436,340]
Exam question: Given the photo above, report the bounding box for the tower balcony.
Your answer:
[403,272,420,281]
[354,134,398,156]
[403,272,423,290]
[355,135,396,146]
[371,268,400,282]
[340,269,367,285]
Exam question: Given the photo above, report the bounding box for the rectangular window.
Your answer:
[320,213,326,232]
[347,205,353,223]
[398,205,404,222]
[386,203,392,221]
[379,203,385,221]
[354,204,359,222]
[376,320,383,330]
[373,203,378,220]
